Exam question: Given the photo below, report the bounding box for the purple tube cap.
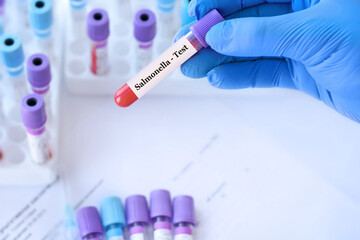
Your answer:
[190,9,224,48]
[150,190,172,219]
[76,206,104,238]
[173,195,195,226]
[125,195,150,226]
[27,53,51,88]
[21,94,47,130]
[87,8,110,42]
[134,9,156,43]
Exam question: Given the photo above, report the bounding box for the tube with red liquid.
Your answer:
[114,9,224,107]
[87,8,110,76]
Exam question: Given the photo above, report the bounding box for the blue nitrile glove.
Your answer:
[174,0,360,122]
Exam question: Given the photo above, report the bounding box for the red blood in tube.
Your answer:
[114,84,139,107]
[0,150,3,160]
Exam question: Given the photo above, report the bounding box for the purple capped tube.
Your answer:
[150,190,172,240]
[134,9,156,71]
[21,94,50,164]
[87,8,110,75]
[173,196,195,240]
[77,207,104,240]
[125,195,151,240]
[27,53,52,116]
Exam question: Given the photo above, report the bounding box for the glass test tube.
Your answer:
[157,0,176,39]
[114,9,224,107]
[173,196,195,240]
[70,0,87,38]
[77,207,104,240]
[134,9,156,72]
[0,33,28,122]
[180,0,195,26]
[27,53,52,117]
[150,190,173,240]
[126,195,151,240]
[29,0,53,58]
[87,9,110,76]
[21,94,51,164]
[100,196,126,240]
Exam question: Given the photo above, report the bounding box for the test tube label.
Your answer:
[130,233,145,240]
[174,234,193,240]
[27,131,50,164]
[126,36,198,99]
[154,229,172,240]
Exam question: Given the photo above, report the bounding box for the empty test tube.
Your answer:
[0,33,28,121]
[77,207,104,240]
[134,9,156,71]
[126,195,151,240]
[114,9,224,107]
[150,190,172,240]
[180,0,195,26]
[29,0,53,56]
[87,9,110,75]
[100,196,126,240]
[70,0,87,38]
[21,94,51,164]
[157,0,176,39]
[27,53,52,117]
[173,196,195,240]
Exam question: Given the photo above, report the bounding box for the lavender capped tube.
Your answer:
[125,195,150,240]
[134,9,156,71]
[0,0,4,16]
[77,207,104,240]
[150,190,172,240]
[21,94,50,164]
[27,53,52,116]
[87,8,110,75]
[173,196,195,240]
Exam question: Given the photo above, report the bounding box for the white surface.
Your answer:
[59,87,360,240]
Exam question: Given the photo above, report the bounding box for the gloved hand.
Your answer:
[174,0,360,123]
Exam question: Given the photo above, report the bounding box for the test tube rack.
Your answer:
[0,0,63,185]
[64,0,222,96]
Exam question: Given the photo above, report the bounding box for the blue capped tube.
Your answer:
[29,0,53,56]
[100,197,127,240]
[0,33,28,122]
[70,0,87,38]
[157,0,176,39]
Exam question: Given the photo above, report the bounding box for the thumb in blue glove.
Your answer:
[175,0,360,123]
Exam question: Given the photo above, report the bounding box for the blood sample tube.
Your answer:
[173,196,195,240]
[77,207,104,240]
[29,0,53,56]
[21,94,51,164]
[157,0,176,39]
[87,9,110,76]
[114,9,224,107]
[125,195,151,240]
[70,0,87,38]
[150,190,172,240]
[27,53,52,117]
[180,0,195,26]
[100,196,126,240]
[134,9,156,72]
[0,33,28,122]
